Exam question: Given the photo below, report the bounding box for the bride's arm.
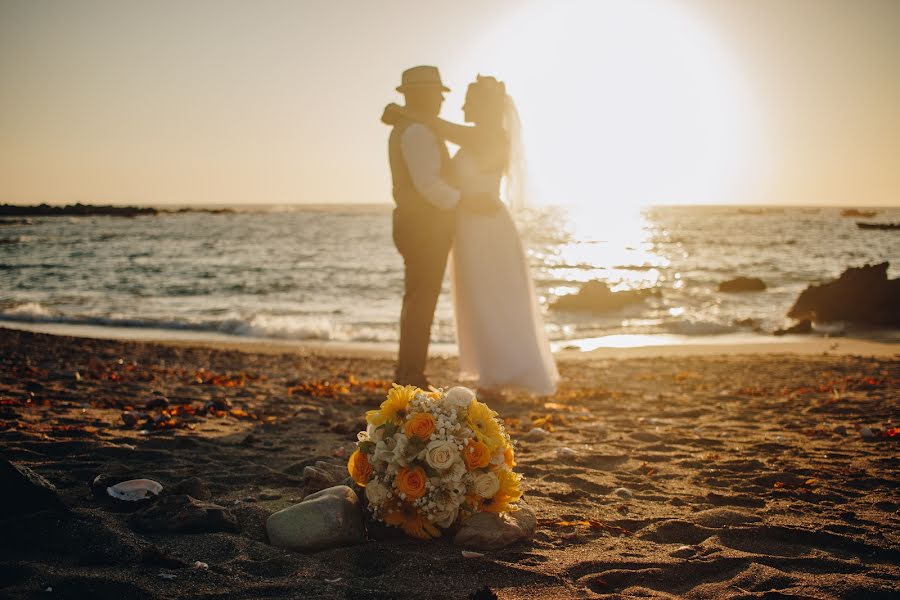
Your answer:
[382,104,507,167]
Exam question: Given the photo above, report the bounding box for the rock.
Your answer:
[301,461,350,496]
[121,411,142,427]
[555,447,577,459]
[670,545,697,558]
[131,495,238,533]
[204,398,232,412]
[551,281,661,313]
[718,277,766,293]
[521,427,549,442]
[774,319,812,336]
[787,262,900,326]
[266,485,365,551]
[453,502,536,551]
[0,459,68,515]
[611,487,633,499]
[145,396,170,410]
[170,476,211,501]
[733,318,765,332]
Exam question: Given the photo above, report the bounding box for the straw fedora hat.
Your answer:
[396,65,451,93]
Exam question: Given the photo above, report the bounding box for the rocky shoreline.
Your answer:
[1,327,898,599]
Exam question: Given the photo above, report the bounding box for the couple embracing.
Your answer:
[384,65,558,397]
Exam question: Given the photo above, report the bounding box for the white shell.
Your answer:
[106,478,163,501]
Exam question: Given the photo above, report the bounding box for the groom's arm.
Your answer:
[400,124,460,211]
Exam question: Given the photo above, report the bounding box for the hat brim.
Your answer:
[396,83,451,93]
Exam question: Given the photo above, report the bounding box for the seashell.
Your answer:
[107,478,163,501]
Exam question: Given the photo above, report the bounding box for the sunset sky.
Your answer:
[1,0,898,207]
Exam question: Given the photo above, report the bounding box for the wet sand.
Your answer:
[1,327,898,599]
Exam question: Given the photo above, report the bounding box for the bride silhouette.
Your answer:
[384,75,558,396]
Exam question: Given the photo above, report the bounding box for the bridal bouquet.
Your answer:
[347,384,522,539]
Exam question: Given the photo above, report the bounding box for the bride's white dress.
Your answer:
[450,148,559,396]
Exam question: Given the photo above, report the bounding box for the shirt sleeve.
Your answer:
[400,124,461,210]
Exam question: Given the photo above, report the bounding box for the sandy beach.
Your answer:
[1,326,898,599]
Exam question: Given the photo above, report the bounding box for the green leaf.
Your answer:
[358,441,376,454]
[382,423,399,438]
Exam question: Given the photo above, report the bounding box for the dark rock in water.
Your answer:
[551,281,660,313]
[856,221,900,230]
[841,208,877,218]
[733,318,765,333]
[774,319,813,336]
[0,459,68,515]
[131,495,238,533]
[788,262,900,326]
[718,277,766,293]
[0,203,157,217]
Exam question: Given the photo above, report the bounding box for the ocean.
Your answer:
[2,204,898,349]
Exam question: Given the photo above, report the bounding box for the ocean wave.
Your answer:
[0,304,399,343]
[664,320,738,336]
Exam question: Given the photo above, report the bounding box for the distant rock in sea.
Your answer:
[0,203,157,217]
[718,277,766,293]
[856,221,900,231]
[787,262,900,326]
[841,208,878,218]
[551,280,660,313]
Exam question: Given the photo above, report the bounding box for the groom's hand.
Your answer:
[381,103,403,125]
[460,192,502,216]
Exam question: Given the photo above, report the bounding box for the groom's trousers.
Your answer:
[394,213,452,388]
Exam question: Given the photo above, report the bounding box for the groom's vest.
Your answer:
[388,122,455,246]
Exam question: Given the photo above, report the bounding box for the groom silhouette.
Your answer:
[388,65,492,388]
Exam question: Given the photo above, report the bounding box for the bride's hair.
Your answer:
[470,75,530,212]
[469,75,507,122]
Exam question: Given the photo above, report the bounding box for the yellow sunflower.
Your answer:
[465,400,504,451]
[366,383,418,426]
[383,502,441,539]
[481,469,522,514]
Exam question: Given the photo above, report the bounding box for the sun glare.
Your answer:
[459,0,768,215]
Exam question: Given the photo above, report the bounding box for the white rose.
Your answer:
[431,504,460,529]
[473,472,500,498]
[444,386,475,410]
[425,440,459,471]
[365,480,390,506]
[367,423,384,443]
[448,461,467,483]
[490,450,506,466]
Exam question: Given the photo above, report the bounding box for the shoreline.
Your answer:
[2,321,898,361]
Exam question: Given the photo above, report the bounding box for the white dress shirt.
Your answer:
[400,124,461,210]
